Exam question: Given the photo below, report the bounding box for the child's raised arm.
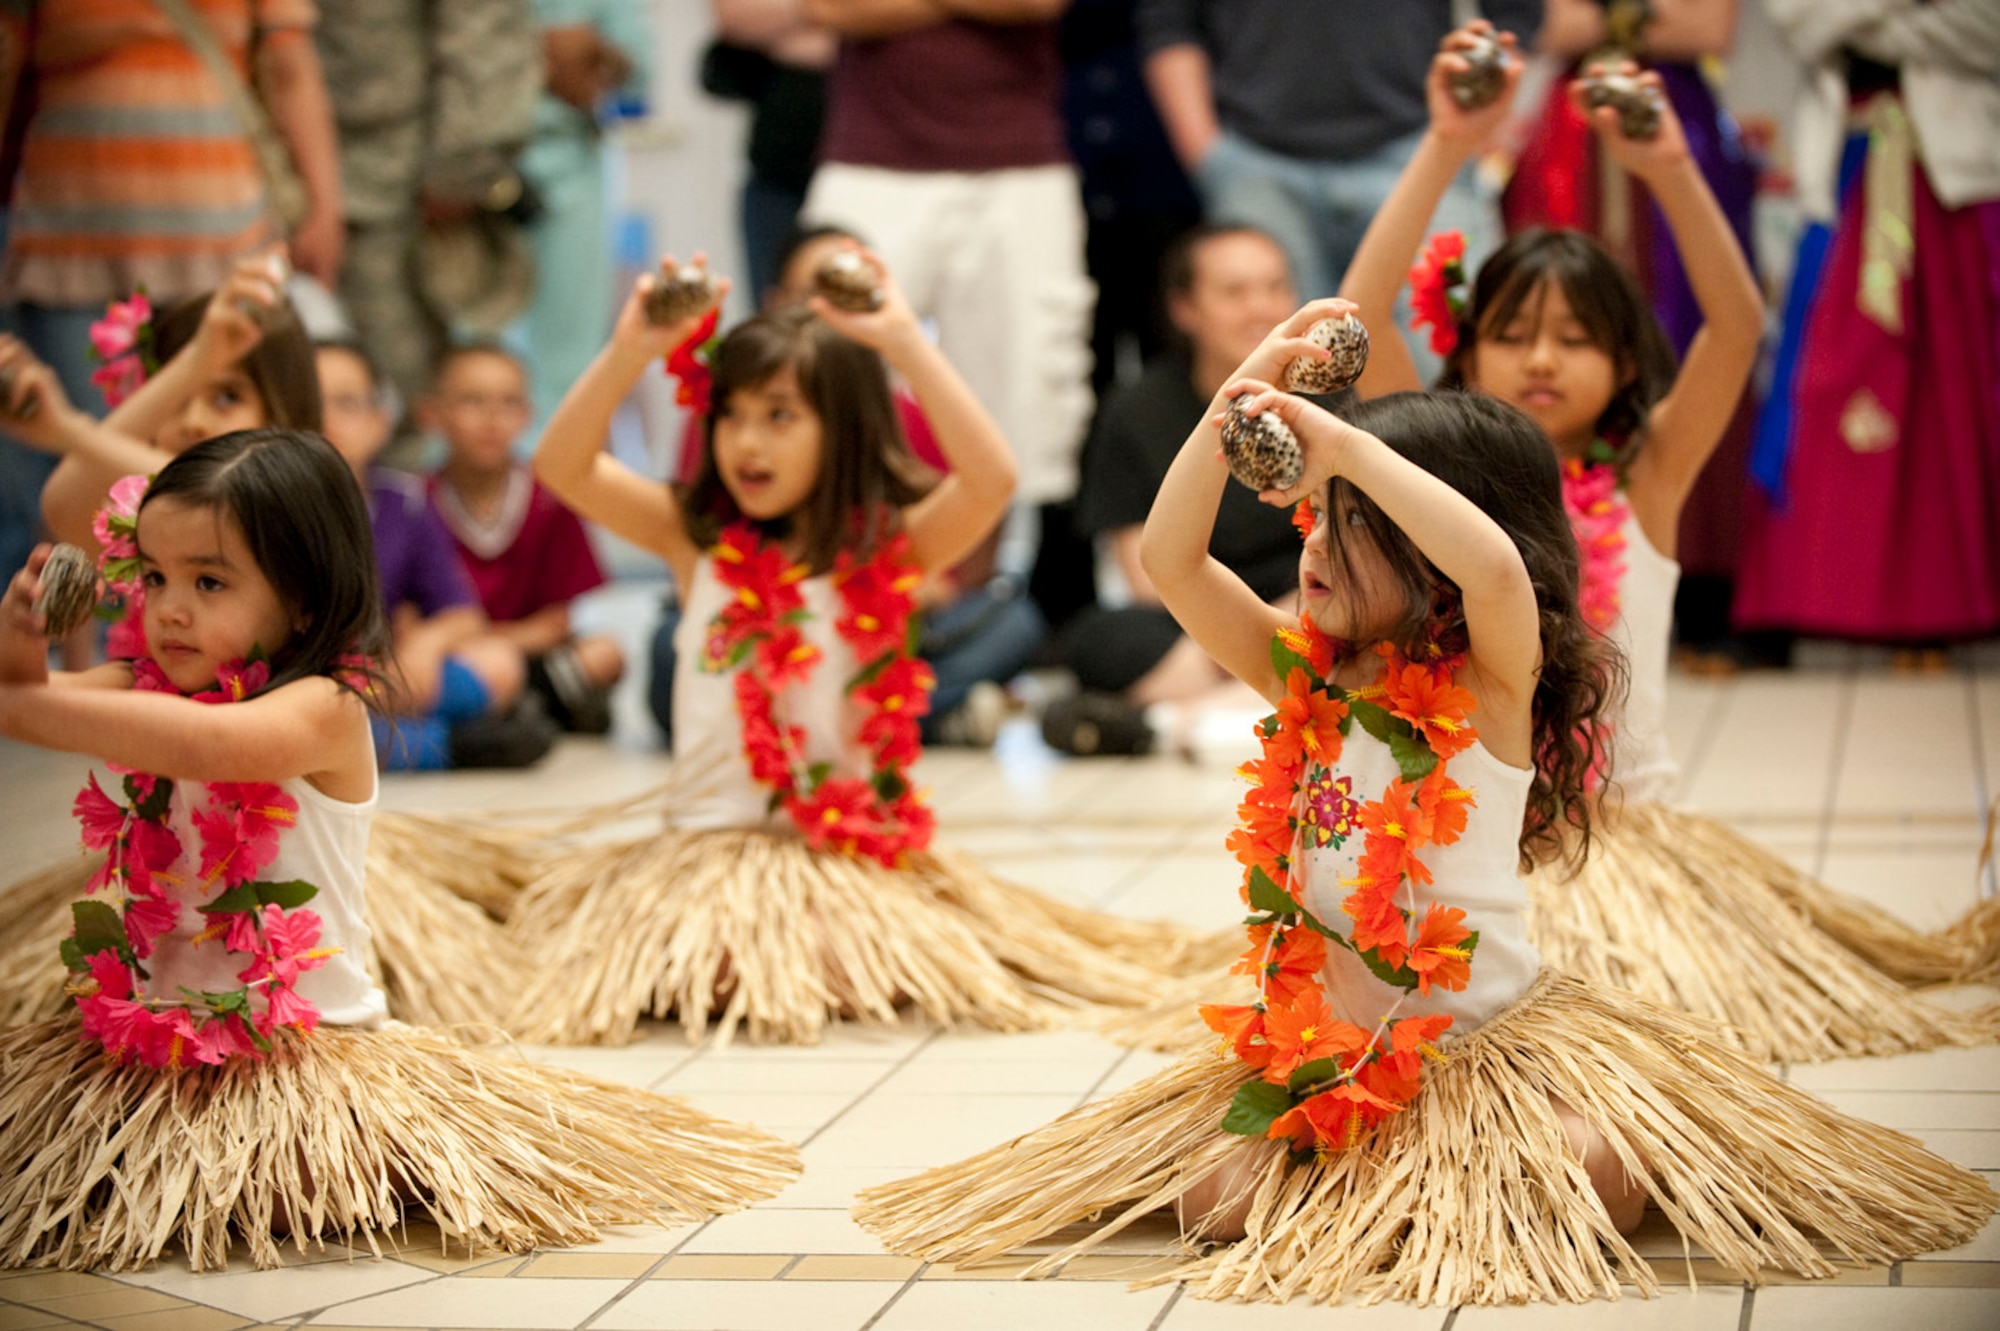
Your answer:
[534,260,724,585]
[1249,386,1541,762]
[1135,303,1366,702]
[1587,67,1763,548]
[1340,22,1522,401]
[811,249,1016,575]
[99,254,285,446]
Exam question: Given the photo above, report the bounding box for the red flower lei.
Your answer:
[1560,455,1628,635]
[63,657,337,1068]
[703,523,936,867]
[665,308,721,418]
[1408,230,1468,357]
[1202,617,1481,1155]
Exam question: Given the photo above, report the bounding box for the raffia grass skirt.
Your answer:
[503,826,1211,1047]
[0,1015,800,1273]
[1529,801,2000,1062]
[0,815,528,1030]
[856,971,1995,1307]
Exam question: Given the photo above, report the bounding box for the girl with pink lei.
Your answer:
[854,314,1991,1306]
[1329,21,1998,1060]
[0,261,529,1029]
[498,251,1199,1046]
[0,429,795,1271]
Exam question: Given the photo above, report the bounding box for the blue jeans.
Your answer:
[919,578,1046,739]
[0,302,108,578]
[1196,129,1501,382]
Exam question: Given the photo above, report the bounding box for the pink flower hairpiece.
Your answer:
[88,293,159,408]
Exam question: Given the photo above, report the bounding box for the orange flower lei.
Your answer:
[1202,616,1481,1154]
[703,522,937,867]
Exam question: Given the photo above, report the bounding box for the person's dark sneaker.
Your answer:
[1040,691,1154,756]
[527,644,616,735]
[931,680,1009,748]
[447,692,561,769]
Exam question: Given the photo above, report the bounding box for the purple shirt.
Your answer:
[369,468,476,619]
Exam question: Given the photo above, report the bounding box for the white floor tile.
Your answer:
[1454,1287,1743,1328]
[1749,1285,2000,1331]
[592,1279,897,1331]
[304,1274,628,1327]
[114,1256,433,1322]
[870,1277,1174,1331]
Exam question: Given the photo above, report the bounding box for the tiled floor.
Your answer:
[3,643,1999,1330]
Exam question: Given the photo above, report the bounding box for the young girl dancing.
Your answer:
[497,251,1200,1046]
[0,429,797,1272]
[1329,22,1998,1061]
[0,260,526,1029]
[853,318,1993,1306]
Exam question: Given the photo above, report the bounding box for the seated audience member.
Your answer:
[1050,224,1302,755]
[424,342,626,734]
[316,339,558,768]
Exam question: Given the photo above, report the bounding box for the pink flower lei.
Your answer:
[1559,451,1628,635]
[89,293,159,409]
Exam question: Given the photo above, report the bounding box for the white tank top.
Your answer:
[1606,511,1680,805]
[1298,727,1541,1034]
[141,768,388,1029]
[670,556,875,831]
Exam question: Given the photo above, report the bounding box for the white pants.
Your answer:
[803,163,1096,504]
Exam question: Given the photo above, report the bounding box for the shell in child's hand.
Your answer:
[32,544,97,639]
[643,259,722,326]
[1446,32,1509,111]
[235,251,293,329]
[1580,67,1664,140]
[1282,315,1370,396]
[813,251,884,313]
[0,364,38,421]
[1220,395,1305,493]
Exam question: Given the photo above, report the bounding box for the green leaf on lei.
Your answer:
[1388,731,1439,783]
[68,899,131,966]
[1221,1079,1294,1137]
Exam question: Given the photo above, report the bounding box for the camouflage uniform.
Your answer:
[316,0,540,451]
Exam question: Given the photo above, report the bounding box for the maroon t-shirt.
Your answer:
[819,20,1067,172]
[428,470,607,626]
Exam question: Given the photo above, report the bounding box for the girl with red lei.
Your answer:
[854,319,1991,1307]
[1334,19,2000,1062]
[0,432,798,1271]
[508,248,1202,1046]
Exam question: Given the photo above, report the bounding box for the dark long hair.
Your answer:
[1320,391,1623,869]
[138,429,386,701]
[1436,228,1675,461]
[676,307,929,573]
[154,291,323,432]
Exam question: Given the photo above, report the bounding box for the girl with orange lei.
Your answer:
[853,311,1991,1306]
[496,250,1200,1046]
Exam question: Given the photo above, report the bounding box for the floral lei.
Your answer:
[60,478,337,1068]
[1408,230,1469,357]
[1200,616,1482,1154]
[702,522,937,867]
[1559,444,1629,635]
[89,293,158,408]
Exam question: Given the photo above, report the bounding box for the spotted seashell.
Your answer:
[813,251,884,313]
[33,543,97,639]
[1282,315,1370,396]
[1581,69,1664,140]
[0,364,37,421]
[1220,395,1304,493]
[1447,33,1509,111]
[643,259,721,326]
[234,251,293,329]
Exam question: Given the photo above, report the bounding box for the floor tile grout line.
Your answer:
[1677,670,1735,790]
[854,1258,926,1331]
[1810,670,1859,880]
[1736,1283,1755,1331]
[1965,673,1999,901]
[794,1026,944,1152]
[1143,1282,1184,1329]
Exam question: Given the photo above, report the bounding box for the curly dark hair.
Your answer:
[1318,391,1625,870]
[676,307,931,574]
[1434,228,1676,465]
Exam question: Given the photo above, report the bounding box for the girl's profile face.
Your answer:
[316,346,392,476]
[137,497,295,694]
[1299,494,1398,644]
[157,367,269,456]
[1466,279,1621,455]
[712,365,826,525]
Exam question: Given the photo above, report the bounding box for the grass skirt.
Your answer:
[0,1016,800,1272]
[503,826,1211,1047]
[856,971,1994,1307]
[0,812,529,1030]
[1529,802,2000,1061]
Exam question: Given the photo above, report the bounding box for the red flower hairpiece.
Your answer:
[1408,231,1468,357]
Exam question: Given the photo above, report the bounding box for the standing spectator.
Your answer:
[1734,0,2000,656]
[516,0,651,445]
[0,0,342,581]
[707,0,835,303]
[425,341,625,734]
[799,0,1097,628]
[1137,0,1540,367]
[314,0,540,458]
[1047,223,1298,755]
